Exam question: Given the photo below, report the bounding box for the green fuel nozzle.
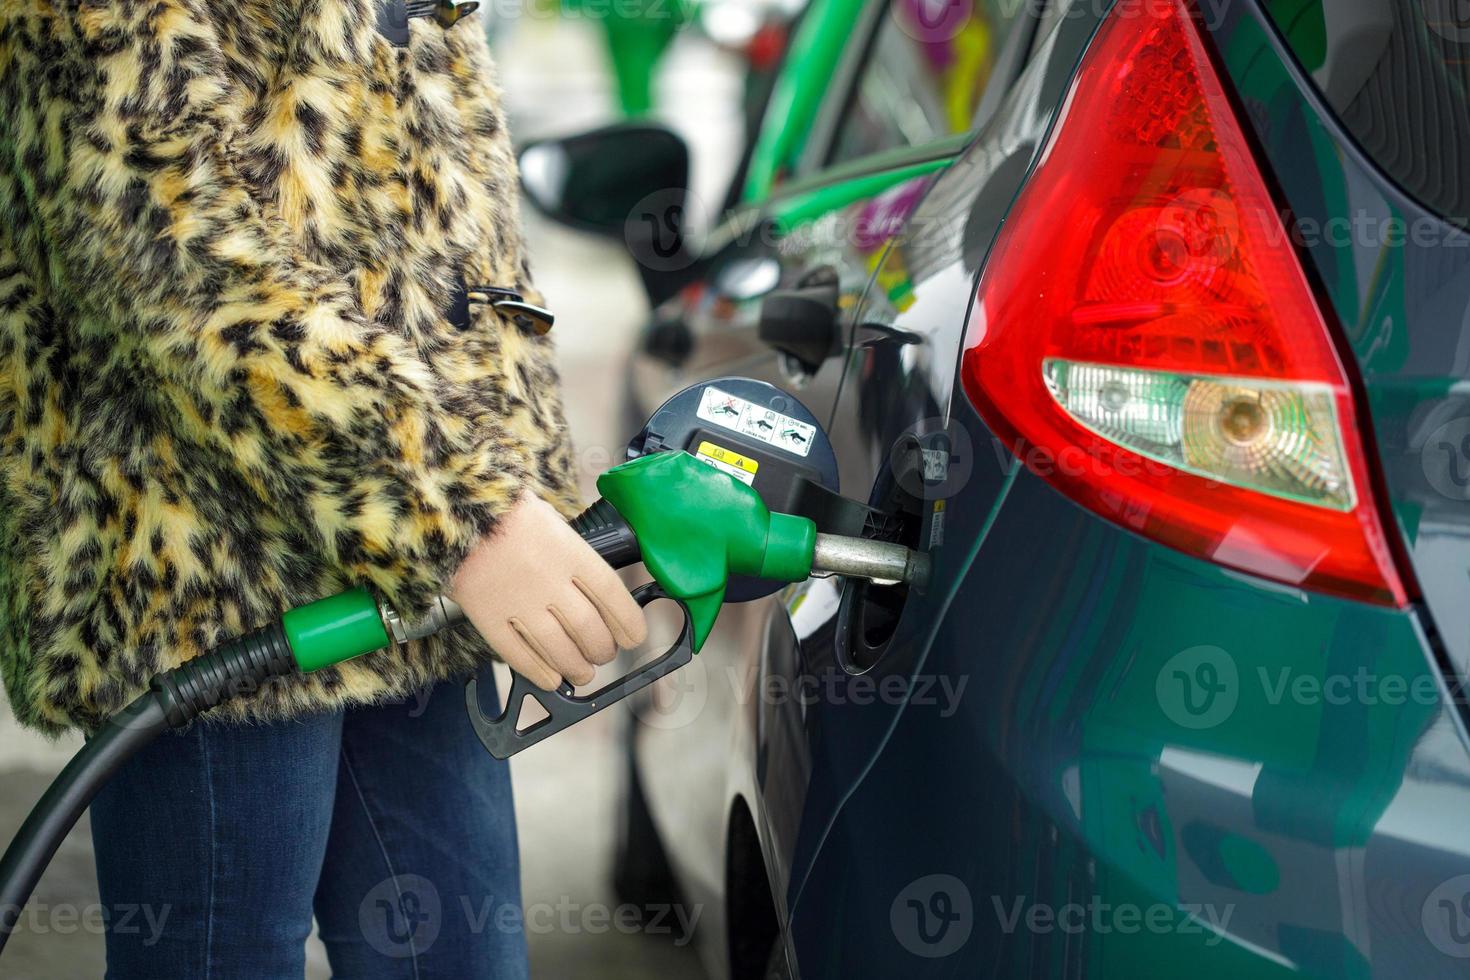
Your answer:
[595,450,816,649]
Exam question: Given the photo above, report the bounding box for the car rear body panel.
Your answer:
[783,1,1470,976]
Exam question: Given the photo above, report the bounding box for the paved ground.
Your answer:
[0,16,744,978]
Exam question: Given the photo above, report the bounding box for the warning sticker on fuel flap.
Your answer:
[694,440,758,485]
[695,386,816,458]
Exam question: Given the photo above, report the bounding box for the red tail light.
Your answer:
[960,0,1409,605]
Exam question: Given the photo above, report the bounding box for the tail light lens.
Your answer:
[960,0,1409,604]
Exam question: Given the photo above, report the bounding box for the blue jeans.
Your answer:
[89,667,528,979]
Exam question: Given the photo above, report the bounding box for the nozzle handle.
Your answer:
[465,581,694,758]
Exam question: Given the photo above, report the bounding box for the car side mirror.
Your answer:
[519,123,695,305]
[757,266,841,374]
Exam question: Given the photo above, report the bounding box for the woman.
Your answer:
[0,0,646,976]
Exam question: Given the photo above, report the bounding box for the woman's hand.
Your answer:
[450,494,649,691]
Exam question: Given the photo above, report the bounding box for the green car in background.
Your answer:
[524,0,1470,976]
[559,0,686,115]
[554,0,800,116]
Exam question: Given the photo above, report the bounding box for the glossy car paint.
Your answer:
[616,0,1470,977]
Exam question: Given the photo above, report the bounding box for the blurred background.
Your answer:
[0,3,801,976]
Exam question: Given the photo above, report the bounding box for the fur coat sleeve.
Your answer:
[0,0,582,732]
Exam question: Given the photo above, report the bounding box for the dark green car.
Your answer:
[525,0,1470,975]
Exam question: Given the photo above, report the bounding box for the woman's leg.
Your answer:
[314,665,528,980]
[90,710,345,979]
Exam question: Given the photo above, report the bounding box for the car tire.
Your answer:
[611,737,684,920]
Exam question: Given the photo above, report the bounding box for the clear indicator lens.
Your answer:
[1044,359,1354,511]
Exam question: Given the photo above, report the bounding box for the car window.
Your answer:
[1266,0,1470,229]
[827,0,1022,167]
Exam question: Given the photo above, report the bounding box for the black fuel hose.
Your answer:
[0,697,168,950]
[0,622,299,957]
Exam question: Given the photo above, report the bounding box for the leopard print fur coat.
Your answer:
[0,0,581,733]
